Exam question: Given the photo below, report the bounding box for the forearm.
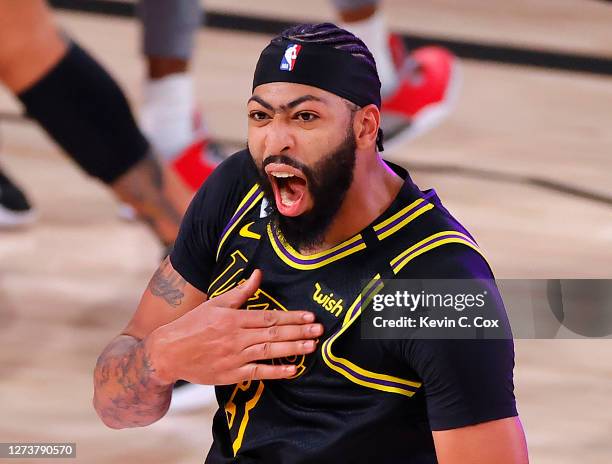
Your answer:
[93,334,173,429]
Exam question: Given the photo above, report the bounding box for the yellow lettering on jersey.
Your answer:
[246,288,308,379]
[313,282,344,317]
[225,379,265,456]
[208,250,249,298]
[225,287,308,456]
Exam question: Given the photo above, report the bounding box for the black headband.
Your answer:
[252,39,384,150]
[252,39,381,109]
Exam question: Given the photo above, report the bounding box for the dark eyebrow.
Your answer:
[247,95,273,110]
[286,95,325,109]
[247,94,325,112]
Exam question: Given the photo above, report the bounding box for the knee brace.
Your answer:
[17,40,149,184]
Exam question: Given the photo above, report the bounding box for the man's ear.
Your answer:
[353,104,380,151]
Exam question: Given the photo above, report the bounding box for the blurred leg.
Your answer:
[138,0,222,191]
[0,0,190,245]
[138,0,200,159]
[328,0,398,95]
[0,0,67,93]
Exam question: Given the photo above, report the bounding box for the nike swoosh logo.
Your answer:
[239,221,261,240]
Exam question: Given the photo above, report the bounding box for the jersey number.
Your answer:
[211,248,308,455]
[225,379,265,456]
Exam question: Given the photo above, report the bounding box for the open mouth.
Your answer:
[264,163,309,217]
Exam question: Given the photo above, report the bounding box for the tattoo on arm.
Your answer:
[93,335,173,428]
[149,257,186,307]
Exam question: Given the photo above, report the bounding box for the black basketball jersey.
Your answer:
[170,150,517,464]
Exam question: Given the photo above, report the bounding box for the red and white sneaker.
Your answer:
[381,34,461,149]
[170,110,225,191]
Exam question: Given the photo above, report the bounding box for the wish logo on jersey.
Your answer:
[280,43,302,71]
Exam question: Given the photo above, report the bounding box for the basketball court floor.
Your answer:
[0,1,611,462]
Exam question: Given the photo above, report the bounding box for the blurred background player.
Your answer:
[137,0,223,195]
[0,0,190,248]
[136,0,459,192]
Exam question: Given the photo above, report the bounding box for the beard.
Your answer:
[254,127,357,251]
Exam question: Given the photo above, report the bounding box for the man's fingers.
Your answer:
[242,340,317,363]
[240,309,315,328]
[211,269,263,309]
[228,363,298,383]
[240,324,323,349]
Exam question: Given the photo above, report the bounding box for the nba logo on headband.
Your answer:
[279,44,302,71]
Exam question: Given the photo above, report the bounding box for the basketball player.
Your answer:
[0,0,190,245]
[135,0,460,409]
[94,23,528,463]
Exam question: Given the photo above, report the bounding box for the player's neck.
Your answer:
[299,153,403,255]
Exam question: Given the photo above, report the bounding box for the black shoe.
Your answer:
[0,169,36,227]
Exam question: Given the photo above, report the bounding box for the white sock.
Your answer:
[341,12,398,97]
[140,73,195,161]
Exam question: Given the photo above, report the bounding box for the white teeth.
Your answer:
[271,172,294,178]
[280,190,296,206]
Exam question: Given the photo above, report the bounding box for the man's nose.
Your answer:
[264,118,294,156]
